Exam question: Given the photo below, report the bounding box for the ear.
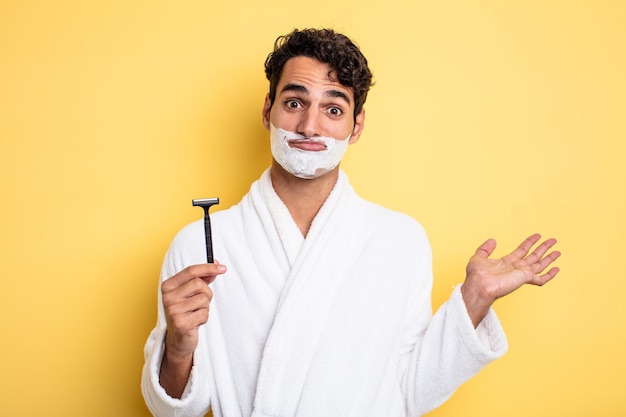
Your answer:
[348,109,365,144]
[262,94,271,131]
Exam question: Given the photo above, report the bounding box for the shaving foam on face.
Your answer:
[270,123,351,179]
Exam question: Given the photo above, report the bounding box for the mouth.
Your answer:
[288,139,328,152]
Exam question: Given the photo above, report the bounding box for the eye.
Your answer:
[327,106,343,117]
[285,99,302,109]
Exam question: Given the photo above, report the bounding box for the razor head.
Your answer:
[192,198,220,208]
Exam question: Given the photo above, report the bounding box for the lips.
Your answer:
[288,139,328,152]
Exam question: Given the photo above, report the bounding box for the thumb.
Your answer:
[200,260,227,285]
[473,238,497,259]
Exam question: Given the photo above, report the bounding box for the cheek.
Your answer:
[267,109,293,130]
[338,121,357,141]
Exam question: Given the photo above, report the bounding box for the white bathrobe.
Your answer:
[142,168,508,417]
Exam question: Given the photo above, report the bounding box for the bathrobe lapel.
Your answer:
[251,169,359,416]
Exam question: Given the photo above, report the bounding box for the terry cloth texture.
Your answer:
[142,168,508,417]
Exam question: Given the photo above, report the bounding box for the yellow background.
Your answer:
[1,1,624,416]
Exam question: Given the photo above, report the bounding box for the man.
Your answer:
[142,28,560,417]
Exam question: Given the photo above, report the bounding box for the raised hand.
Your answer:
[461,234,561,327]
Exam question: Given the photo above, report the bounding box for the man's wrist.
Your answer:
[460,281,494,328]
[160,344,194,398]
[162,339,194,368]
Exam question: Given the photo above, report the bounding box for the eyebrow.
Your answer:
[280,83,352,105]
[326,89,351,105]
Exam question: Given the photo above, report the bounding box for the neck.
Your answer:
[270,161,339,237]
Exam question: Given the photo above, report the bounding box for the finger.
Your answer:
[510,233,542,259]
[531,266,560,286]
[163,278,213,309]
[531,250,561,275]
[473,238,497,259]
[169,305,210,333]
[167,289,213,318]
[163,263,227,291]
[181,277,215,299]
[162,264,212,290]
[524,237,558,265]
[200,261,227,285]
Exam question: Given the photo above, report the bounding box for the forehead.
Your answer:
[277,56,354,102]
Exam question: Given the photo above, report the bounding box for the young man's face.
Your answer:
[262,56,364,148]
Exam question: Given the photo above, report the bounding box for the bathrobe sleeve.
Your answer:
[398,226,508,416]
[405,286,508,415]
[141,222,213,417]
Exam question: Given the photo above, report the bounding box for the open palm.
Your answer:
[462,234,561,326]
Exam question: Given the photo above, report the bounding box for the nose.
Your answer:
[296,108,321,138]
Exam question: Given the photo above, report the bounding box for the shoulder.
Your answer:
[173,218,204,241]
[164,218,205,267]
[347,196,432,265]
[359,198,429,242]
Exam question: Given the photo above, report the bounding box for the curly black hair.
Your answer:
[264,28,374,120]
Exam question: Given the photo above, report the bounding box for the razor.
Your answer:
[192,198,220,263]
